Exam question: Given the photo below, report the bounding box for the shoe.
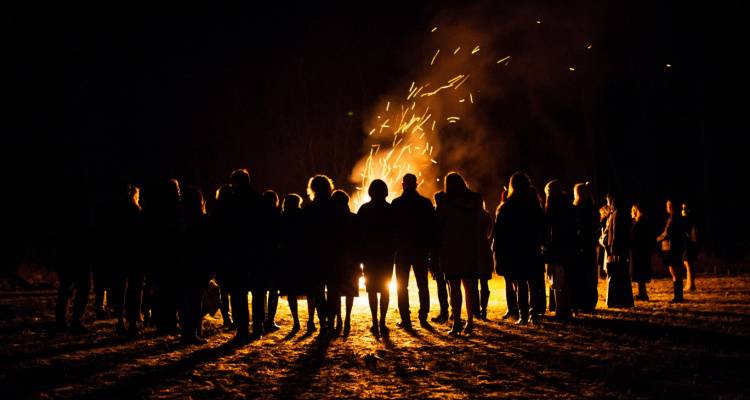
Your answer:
[636,294,649,301]
[306,322,317,332]
[463,322,474,335]
[479,310,488,321]
[231,331,251,344]
[396,320,413,330]
[431,313,449,323]
[515,317,528,326]
[502,311,518,320]
[335,319,343,333]
[448,321,463,337]
[291,322,301,334]
[343,321,351,336]
[418,318,432,329]
[369,325,380,337]
[264,323,281,333]
[528,315,541,325]
[379,323,389,335]
[249,331,263,341]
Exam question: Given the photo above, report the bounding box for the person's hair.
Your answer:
[229,168,251,188]
[544,180,563,211]
[128,184,141,210]
[167,179,181,203]
[282,193,302,213]
[368,179,388,200]
[508,171,531,199]
[307,174,334,201]
[444,172,468,194]
[182,186,206,215]
[402,173,418,190]
[215,184,232,202]
[262,190,279,208]
[331,189,351,211]
[573,182,593,207]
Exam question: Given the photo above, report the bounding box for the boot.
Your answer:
[671,280,684,303]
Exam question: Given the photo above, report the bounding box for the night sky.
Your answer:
[5,1,747,265]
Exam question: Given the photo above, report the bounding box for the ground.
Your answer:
[1,275,749,399]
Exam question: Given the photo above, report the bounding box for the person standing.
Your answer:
[570,183,599,313]
[435,172,484,336]
[629,202,653,300]
[391,173,435,329]
[279,193,305,333]
[357,179,395,337]
[494,172,545,325]
[657,199,686,303]
[543,180,576,321]
[177,186,209,344]
[599,194,634,308]
[331,190,360,335]
[261,190,282,334]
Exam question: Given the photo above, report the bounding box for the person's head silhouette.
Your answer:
[282,193,302,213]
[368,179,388,201]
[307,174,334,201]
[402,173,418,192]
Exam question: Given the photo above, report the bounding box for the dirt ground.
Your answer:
[1,275,749,399]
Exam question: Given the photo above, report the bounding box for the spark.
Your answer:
[536,20,541,24]
[386,101,390,112]
[430,49,440,65]
[471,45,480,54]
[368,128,376,136]
[447,116,460,122]
[586,44,593,49]
[453,46,461,54]
[569,67,576,71]
[459,99,465,103]
[454,74,471,89]
[469,93,474,103]
[666,64,672,68]
[497,55,511,64]
[431,26,437,32]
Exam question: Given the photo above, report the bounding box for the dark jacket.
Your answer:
[391,189,436,256]
[356,199,395,265]
[493,192,544,280]
[435,189,486,278]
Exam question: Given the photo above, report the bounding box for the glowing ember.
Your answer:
[349,26,497,208]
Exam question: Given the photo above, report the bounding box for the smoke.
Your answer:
[350,2,603,209]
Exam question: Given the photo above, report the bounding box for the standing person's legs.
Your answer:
[306,295,316,330]
[413,261,430,324]
[230,287,250,338]
[669,264,684,302]
[93,268,107,319]
[448,279,463,335]
[344,296,354,334]
[432,271,449,322]
[395,256,412,326]
[55,269,74,328]
[265,287,280,331]
[503,276,518,319]
[126,272,144,334]
[367,290,379,334]
[379,289,390,331]
[684,260,696,291]
[529,270,547,321]
[71,267,91,332]
[513,279,529,324]
[479,278,490,319]
[462,278,478,332]
[250,286,266,338]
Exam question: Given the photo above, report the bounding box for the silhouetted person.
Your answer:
[226,169,267,341]
[331,190,360,335]
[357,179,395,337]
[178,186,209,344]
[435,172,484,336]
[211,184,235,329]
[494,172,545,325]
[104,183,144,336]
[261,190,282,333]
[570,183,599,312]
[141,179,182,335]
[599,193,634,308]
[493,187,518,320]
[430,193,451,323]
[280,193,305,333]
[391,173,435,329]
[303,174,346,335]
[629,202,653,300]
[657,199,685,303]
[543,180,576,321]
[681,202,699,291]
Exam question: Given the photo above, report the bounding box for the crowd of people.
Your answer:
[54,169,700,343]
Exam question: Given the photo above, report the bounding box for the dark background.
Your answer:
[4,1,747,270]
